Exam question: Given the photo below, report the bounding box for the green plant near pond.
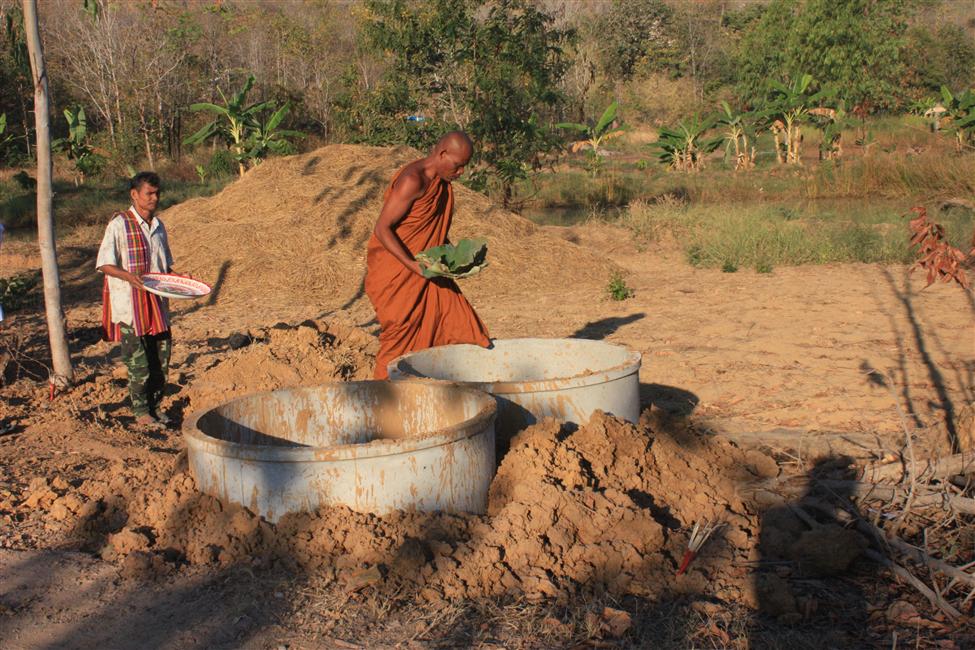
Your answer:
[717,101,758,171]
[607,271,634,301]
[653,114,722,172]
[557,101,627,178]
[763,74,836,165]
[937,85,975,151]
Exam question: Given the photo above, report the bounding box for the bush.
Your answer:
[0,271,39,313]
[606,271,634,301]
[206,149,237,179]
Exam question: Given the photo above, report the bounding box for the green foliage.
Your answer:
[350,0,572,206]
[717,101,758,170]
[194,164,207,184]
[606,271,634,301]
[0,271,39,313]
[416,238,488,279]
[0,113,16,154]
[184,75,304,177]
[245,102,304,167]
[52,107,105,184]
[557,101,626,177]
[206,149,238,179]
[903,24,975,100]
[809,103,849,160]
[938,86,975,151]
[721,260,738,273]
[333,67,437,147]
[737,0,911,112]
[755,261,773,273]
[652,114,721,172]
[762,73,836,164]
[599,0,678,80]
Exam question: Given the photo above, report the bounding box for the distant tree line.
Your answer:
[0,0,973,191]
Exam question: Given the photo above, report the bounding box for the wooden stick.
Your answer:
[865,549,962,619]
[800,499,975,590]
[770,479,975,515]
[866,452,975,484]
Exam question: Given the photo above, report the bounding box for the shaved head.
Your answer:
[434,131,473,156]
[428,131,473,181]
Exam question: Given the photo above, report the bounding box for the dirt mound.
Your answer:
[29,411,768,604]
[162,145,612,326]
[183,316,378,412]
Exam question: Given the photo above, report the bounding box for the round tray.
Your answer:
[141,273,211,300]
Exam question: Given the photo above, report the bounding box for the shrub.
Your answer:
[206,149,237,179]
[607,271,634,301]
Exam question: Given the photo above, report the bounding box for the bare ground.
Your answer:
[0,206,973,648]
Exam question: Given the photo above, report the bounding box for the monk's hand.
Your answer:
[410,260,428,279]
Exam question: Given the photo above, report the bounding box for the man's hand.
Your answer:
[98,264,145,289]
[126,271,145,290]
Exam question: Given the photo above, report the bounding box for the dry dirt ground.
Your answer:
[0,147,973,648]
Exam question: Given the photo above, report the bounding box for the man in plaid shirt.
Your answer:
[96,172,175,429]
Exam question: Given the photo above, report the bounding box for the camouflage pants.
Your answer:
[120,326,172,418]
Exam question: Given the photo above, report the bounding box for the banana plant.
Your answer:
[653,114,722,172]
[938,86,975,152]
[557,101,626,177]
[184,75,279,177]
[808,102,849,161]
[763,74,835,165]
[52,106,103,185]
[244,102,305,168]
[717,101,758,171]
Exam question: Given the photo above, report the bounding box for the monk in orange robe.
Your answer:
[365,131,491,379]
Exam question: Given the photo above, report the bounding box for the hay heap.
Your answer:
[163,145,610,325]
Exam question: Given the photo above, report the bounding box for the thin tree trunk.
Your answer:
[23,0,73,385]
[139,106,155,170]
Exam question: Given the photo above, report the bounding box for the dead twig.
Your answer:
[865,452,975,484]
[865,549,962,619]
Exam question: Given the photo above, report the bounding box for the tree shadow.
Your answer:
[177,260,231,317]
[880,268,960,452]
[640,383,699,417]
[570,312,646,340]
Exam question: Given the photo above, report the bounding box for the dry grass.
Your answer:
[618,197,973,271]
[160,144,612,323]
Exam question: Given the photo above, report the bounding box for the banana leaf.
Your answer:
[415,237,489,279]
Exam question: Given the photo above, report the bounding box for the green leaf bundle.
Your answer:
[415,238,489,279]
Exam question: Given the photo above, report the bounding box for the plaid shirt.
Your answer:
[96,206,173,326]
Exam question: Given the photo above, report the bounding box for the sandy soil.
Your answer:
[0,154,972,648]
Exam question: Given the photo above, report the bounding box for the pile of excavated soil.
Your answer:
[183,316,378,412]
[162,145,613,326]
[24,411,781,605]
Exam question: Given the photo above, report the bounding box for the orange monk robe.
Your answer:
[365,169,491,379]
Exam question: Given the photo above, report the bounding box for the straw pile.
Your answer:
[162,145,610,325]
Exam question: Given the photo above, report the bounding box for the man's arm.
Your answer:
[95,217,144,289]
[98,264,145,289]
[373,172,426,278]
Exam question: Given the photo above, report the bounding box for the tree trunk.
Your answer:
[139,106,155,170]
[23,0,73,386]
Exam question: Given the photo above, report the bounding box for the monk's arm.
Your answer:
[373,174,426,278]
[98,264,145,289]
